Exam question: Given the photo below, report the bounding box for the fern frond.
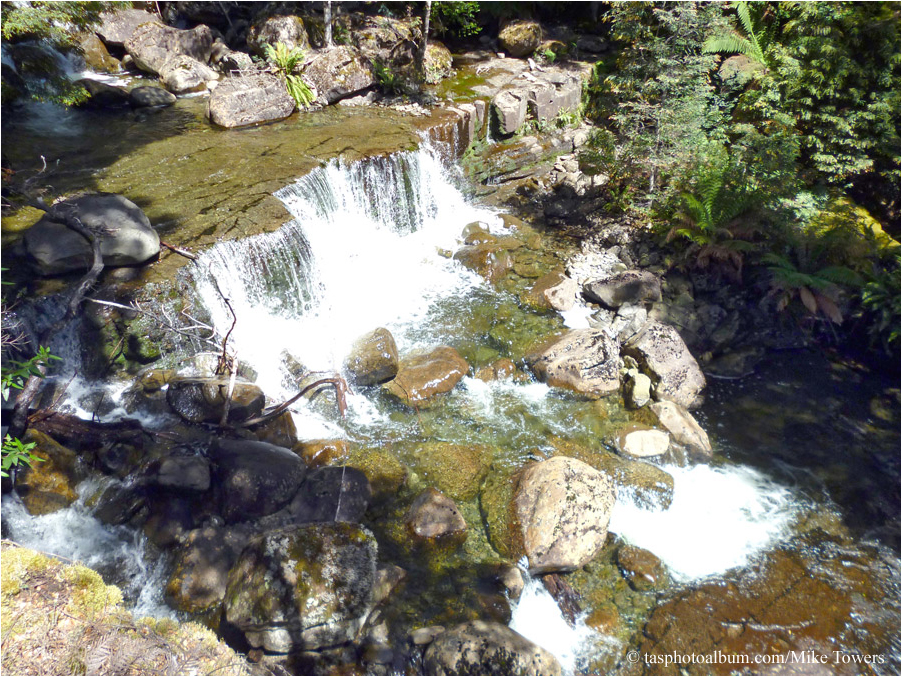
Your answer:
[703,34,755,57]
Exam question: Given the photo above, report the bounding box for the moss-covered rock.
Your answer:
[415,442,493,501]
[1,544,247,675]
[14,430,82,515]
[498,20,543,58]
[346,446,408,503]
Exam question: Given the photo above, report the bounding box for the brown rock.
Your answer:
[453,243,514,283]
[498,20,543,58]
[345,327,399,386]
[14,430,81,516]
[527,329,622,398]
[252,410,298,448]
[293,439,349,468]
[616,544,667,591]
[650,400,712,458]
[383,346,469,407]
[475,358,517,382]
[513,456,615,574]
[406,488,468,540]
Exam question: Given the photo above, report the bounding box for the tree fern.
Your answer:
[703,1,772,70]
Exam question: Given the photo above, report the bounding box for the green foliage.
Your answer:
[263,42,314,108]
[1,1,112,47]
[762,251,860,324]
[703,1,776,70]
[1,346,60,401]
[372,59,404,95]
[860,250,901,353]
[578,128,641,214]
[432,1,482,39]
[1,435,43,478]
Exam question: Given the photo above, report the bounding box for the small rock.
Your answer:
[406,488,468,540]
[293,439,349,468]
[626,370,652,408]
[616,544,667,591]
[619,429,671,458]
[345,327,399,386]
[383,347,469,407]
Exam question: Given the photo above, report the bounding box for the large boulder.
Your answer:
[424,621,561,676]
[513,456,615,573]
[527,329,622,398]
[649,400,712,458]
[125,22,215,76]
[453,243,514,283]
[159,54,219,94]
[207,73,296,128]
[78,32,120,73]
[492,90,527,136]
[498,20,543,58]
[622,321,706,409]
[246,13,310,57]
[209,438,307,523]
[344,327,399,386]
[14,430,82,516]
[223,523,378,653]
[383,346,469,407]
[96,9,161,48]
[302,45,374,105]
[165,377,265,425]
[583,270,662,309]
[424,41,453,83]
[350,14,418,68]
[23,193,160,275]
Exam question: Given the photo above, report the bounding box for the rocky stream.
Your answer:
[1,6,899,676]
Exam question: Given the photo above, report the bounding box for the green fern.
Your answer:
[263,42,314,109]
[703,1,774,71]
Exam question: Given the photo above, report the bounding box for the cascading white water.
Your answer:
[189,145,502,435]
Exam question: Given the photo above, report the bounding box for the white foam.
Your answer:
[609,463,799,581]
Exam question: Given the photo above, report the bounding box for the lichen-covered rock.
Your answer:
[498,20,543,58]
[649,400,712,458]
[302,45,374,105]
[415,442,493,501]
[246,13,310,57]
[160,54,218,94]
[513,456,615,574]
[424,621,561,676]
[165,377,264,425]
[345,327,399,386]
[425,41,453,83]
[209,438,306,523]
[14,430,81,515]
[125,22,215,76]
[383,346,469,407]
[623,321,706,409]
[350,14,418,68]
[583,270,662,309]
[207,73,296,128]
[406,487,467,540]
[24,193,160,275]
[527,329,622,398]
[223,523,378,653]
[96,9,161,47]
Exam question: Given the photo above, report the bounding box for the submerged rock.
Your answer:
[424,621,561,676]
[293,439,349,468]
[623,321,706,409]
[224,523,378,653]
[453,243,514,283]
[415,442,493,501]
[406,487,468,541]
[616,544,668,592]
[513,456,615,574]
[23,193,160,275]
[383,346,469,407]
[345,327,399,386]
[207,73,296,128]
[166,377,265,425]
[527,329,622,398]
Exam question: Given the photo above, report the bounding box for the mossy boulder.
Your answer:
[346,446,408,503]
[498,20,543,58]
[425,41,453,84]
[480,471,519,559]
[14,430,82,515]
[223,523,378,653]
[2,544,247,675]
[415,442,493,501]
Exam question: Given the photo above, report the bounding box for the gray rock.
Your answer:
[165,376,265,425]
[156,456,211,491]
[424,621,561,676]
[626,370,652,408]
[128,85,176,107]
[224,523,378,653]
[246,13,310,57]
[623,321,706,409]
[619,429,671,458]
[23,193,160,275]
[583,270,662,309]
[283,466,371,524]
[514,456,615,574]
[207,73,295,128]
[545,275,578,311]
[405,487,467,540]
[649,400,712,458]
[345,327,399,386]
[125,21,215,76]
[210,41,254,74]
[159,54,219,94]
[302,45,374,105]
[78,79,129,107]
[209,438,306,523]
[492,89,527,135]
[527,329,622,398]
[96,9,161,48]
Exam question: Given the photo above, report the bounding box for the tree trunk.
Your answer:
[324,0,333,47]
[416,0,432,80]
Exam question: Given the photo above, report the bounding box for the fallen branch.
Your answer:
[159,240,198,261]
[239,376,348,427]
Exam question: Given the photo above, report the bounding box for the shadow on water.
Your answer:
[700,348,901,552]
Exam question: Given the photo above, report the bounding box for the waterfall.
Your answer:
[188,145,501,431]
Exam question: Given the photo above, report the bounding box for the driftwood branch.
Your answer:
[159,240,198,261]
[239,376,348,427]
